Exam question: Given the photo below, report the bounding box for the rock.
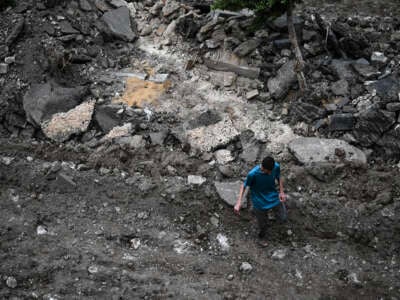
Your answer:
[205,39,220,49]
[162,1,180,17]
[224,72,237,87]
[116,135,145,148]
[204,50,260,79]
[149,131,168,145]
[330,59,355,81]
[94,105,122,133]
[6,17,24,46]
[175,12,200,39]
[371,52,388,64]
[0,63,8,74]
[36,225,48,235]
[227,274,234,281]
[273,14,302,31]
[41,100,95,142]
[214,181,246,207]
[239,262,253,273]
[188,175,206,185]
[272,249,287,260]
[267,60,296,100]
[386,103,400,112]
[288,137,367,165]
[55,172,77,192]
[233,39,261,57]
[140,25,152,36]
[369,75,400,103]
[214,149,234,165]
[328,113,354,131]
[95,0,112,12]
[23,82,88,127]
[186,119,240,152]
[150,1,163,15]
[103,123,133,141]
[79,0,92,11]
[59,21,79,34]
[291,101,326,123]
[273,39,291,49]
[149,73,169,83]
[331,79,349,96]
[100,7,137,42]
[4,56,15,64]
[108,0,128,8]
[88,265,99,274]
[216,233,230,251]
[351,63,380,79]
[377,125,400,156]
[210,216,219,227]
[6,276,17,288]
[353,108,396,146]
[246,89,259,100]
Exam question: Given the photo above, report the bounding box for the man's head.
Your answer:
[261,156,275,173]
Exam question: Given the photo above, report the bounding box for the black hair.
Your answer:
[261,156,275,171]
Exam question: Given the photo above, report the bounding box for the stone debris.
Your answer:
[100,7,137,42]
[246,89,259,100]
[239,262,253,273]
[41,100,95,142]
[214,149,234,165]
[214,181,246,207]
[267,60,297,100]
[187,175,206,185]
[36,225,48,235]
[216,233,230,251]
[6,276,17,288]
[272,249,287,260]
[0,63,8,74]
[102,123,133,141]
[130,238,141,250]
[289,137,367,165]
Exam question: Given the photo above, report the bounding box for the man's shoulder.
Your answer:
[274,162,280,169]
[248,165,261,176]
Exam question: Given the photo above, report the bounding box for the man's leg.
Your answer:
[253,209,269,238]
[274,202,288,223]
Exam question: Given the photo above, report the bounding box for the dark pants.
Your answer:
[253,203,287,239]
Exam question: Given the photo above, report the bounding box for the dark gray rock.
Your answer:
[351,63,380,79]
[55,172,77,192]
[6,17,24,46]
[59,21,79,34]
[149,131,168,145]
[94,105,122,133]
[353,108,396,146]
[273,39,291,49]
[291,101,326,123]
[377,125,400,156]
[267,60,296,100]
[23,82,88,127]
[328,113,354,131]
[386,102,400,112]
[331,79,349,96]
[176,13,200,39]
[79,0,93,11]
[100,7,137,42]
[330,59,355,81]
[273,14,303,31]
[369,75,400,103]
[233,39,261,57]
[214,181,246,207]
[0,63,8,74]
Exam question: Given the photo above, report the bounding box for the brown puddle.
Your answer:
[113,77,170,107]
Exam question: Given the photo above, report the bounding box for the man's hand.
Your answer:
[234,202,241,215]
[279,192,286,202]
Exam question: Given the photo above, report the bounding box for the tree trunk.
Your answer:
[287,0,307,93]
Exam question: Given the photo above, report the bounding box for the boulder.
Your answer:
[100,7,137,42]
[353,108,396,146]
[214,181,246,207]
[267,60,296,100]
[94,104,122,133]
[233,39,261,57]
[288,137,366,165]
[23,82,88,127]
[369,75,400,103]
[41,100,95,142]
[377,125,400,156]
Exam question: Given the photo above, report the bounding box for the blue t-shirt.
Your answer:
[244,163,280,210]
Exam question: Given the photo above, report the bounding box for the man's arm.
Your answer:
[277,178,286,202]
[234,183,246,214]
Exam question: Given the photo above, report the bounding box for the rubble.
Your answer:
[214,181,246,207]
[100,7,137,42]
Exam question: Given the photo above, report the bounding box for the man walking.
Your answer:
[234,156,287,247]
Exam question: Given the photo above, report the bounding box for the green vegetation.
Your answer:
[0,0,16,11]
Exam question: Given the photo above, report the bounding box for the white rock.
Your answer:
[214,149,234,165]
[36,225,48,235]
[130,238,141,249]
[239,262,253,273]
[6,276,17,288]
[272,249,287,260]
[88,265,98,274]
[1,156,14,165]
[188,175,206,185]
[216,233,230,251]
[371,52,388,64]
[5,56,15,64]
[0,63,8,74]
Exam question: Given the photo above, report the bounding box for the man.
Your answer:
[234,156,287,247]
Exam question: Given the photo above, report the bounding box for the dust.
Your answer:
[113,77,170,107]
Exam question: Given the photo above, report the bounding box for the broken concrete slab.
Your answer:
[214,181,246,208]
[186,119,240,152]
[267,60,296,100]
[100,6,137,42]
[102,123,133,141]
[246,89,259,100]
[41,100,95,142]
[188,175,206,185]
[233,39,261,57]
[204,50,260,79]
[214,149,235,165]
[23,82,88,127]
[288,137,366,165]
